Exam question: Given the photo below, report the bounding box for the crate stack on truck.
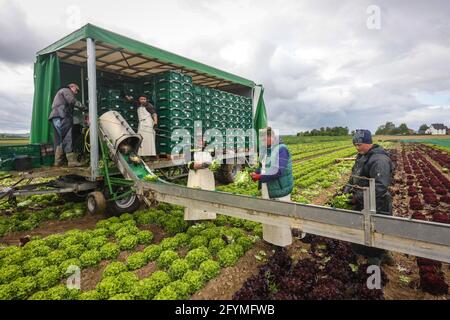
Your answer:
[96,70,253,155]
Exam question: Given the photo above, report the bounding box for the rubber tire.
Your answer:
[106,192,141,217]
[217,163,243,184]
[86,191,107,215]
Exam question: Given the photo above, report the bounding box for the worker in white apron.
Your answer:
[184,143,217,221]
[135,95,157,157]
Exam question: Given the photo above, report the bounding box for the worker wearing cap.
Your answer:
[344,129,394,265]
[48,83,86,167]
[250,127,295,246]
[133,95,157,158]
[184,139,217,221]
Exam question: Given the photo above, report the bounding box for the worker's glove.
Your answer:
[74,101,88,111]
[201,163,210,169]
[250,172,261,181]
[343,185,352,194]
[348,195,357,205]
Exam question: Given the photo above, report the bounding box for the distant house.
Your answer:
[425,124,448,135]
[408,128,416,135]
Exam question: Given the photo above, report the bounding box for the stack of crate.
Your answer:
[96,70,253,155]
[152,71,194,155]
[192,85,253,150]
[98,83,141,132]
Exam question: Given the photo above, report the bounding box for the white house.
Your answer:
[425,123,448,135]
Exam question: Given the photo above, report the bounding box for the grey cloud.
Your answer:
[0,1,49,65]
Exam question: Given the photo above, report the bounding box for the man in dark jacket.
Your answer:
[345,129,394,265]
[48,83,86,167]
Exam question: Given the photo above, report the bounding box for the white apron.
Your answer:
[137,106,156,156]
[260,152,294,246]
[184,151,217,220]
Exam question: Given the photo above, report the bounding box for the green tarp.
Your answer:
[30,54,61,144]
[38,24,254,88]
[254,86,268,133]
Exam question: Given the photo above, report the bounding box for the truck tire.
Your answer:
[217,163,243,184]
[86,191,107,215]
[106,192,141,217]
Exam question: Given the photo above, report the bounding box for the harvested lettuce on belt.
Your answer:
[209,160,220,172]
[234,171,252,186]
[143,174,158,182]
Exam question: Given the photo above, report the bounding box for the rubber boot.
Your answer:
[54,145,65,167]
[66,153,83,167]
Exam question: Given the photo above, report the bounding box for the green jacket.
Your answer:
[263,143,294,199]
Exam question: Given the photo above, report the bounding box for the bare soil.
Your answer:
[1,214,104,246]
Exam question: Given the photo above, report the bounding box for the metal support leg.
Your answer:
[362,178,376,246]
[87,38,99,180]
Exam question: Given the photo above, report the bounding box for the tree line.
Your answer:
[297,126,349,136]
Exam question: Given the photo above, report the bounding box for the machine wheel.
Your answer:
[105,189,141,217]
[217,163,243,184]
[86,191,107,215]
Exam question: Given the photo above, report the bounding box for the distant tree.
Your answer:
[398,123,409,135]
[375,122,410,135]
[296,126,349,137]
[419,124,429,132]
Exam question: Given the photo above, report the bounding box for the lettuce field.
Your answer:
[0,138,449,300]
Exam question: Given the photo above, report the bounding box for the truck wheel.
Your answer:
[107,193,141,217]
[86,191,107,215]
[217,163,243,184]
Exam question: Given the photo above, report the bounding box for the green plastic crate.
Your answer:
[204,97,212,105]
[183,109,193,119]
[159,117,184,129]
[158,108,185,118]
[193,86,203,95]
[41,155,55,167]
[182,92,194,102]
[155,70,183,82]
[183,101,194,111]
[194,102,203,112]
[182,83,193,93]
[157,99,183,111]
[181,74,193,84]
[155,81,182,92]
[156,90,182,101]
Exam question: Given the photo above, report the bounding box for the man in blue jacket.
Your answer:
[250,127,294,201]
[250,127,296,246]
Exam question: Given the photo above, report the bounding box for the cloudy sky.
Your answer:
[1,0,449,134]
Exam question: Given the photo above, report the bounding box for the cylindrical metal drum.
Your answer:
[99,110,142,155]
